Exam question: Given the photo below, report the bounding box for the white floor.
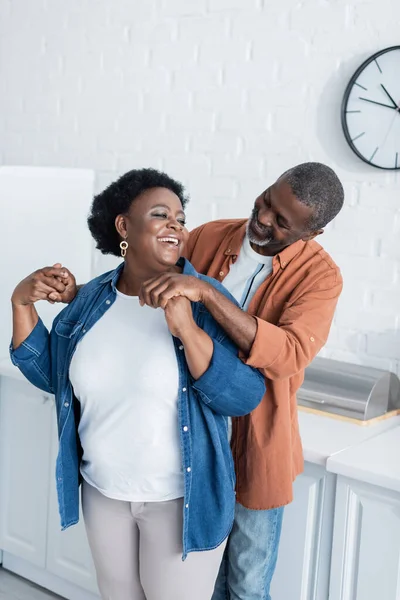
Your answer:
[0,569,64,600]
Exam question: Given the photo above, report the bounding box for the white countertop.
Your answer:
[327,424,400,493]
[298,410,400,466]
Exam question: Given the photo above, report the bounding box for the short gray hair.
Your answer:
[280,162,344,230]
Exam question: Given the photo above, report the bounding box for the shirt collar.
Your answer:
[223,220,305,270]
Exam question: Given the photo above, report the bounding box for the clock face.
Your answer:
[341,46,400,170]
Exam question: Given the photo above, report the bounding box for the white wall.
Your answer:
[0,0,399,374]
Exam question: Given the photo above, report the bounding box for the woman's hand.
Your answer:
[164,296,214,379]
[164,296,196,339]
[139,273,211,309]
[11,264,77,306]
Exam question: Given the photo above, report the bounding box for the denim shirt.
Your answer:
[10,259,265,558]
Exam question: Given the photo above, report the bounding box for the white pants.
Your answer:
[82,481,226,600]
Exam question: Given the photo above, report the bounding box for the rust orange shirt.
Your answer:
[185,219,343,509]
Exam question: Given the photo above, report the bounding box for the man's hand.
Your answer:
[139,273,211,309]
[11,264,77,306]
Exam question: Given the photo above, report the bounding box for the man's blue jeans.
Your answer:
[212,502,284,600]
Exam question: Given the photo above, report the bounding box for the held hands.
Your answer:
[139,274,210,340]
[139,273,209,309]
[11,264,77,306]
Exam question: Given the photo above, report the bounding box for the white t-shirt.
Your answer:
[69,290,184,502]
[222,236,273,310]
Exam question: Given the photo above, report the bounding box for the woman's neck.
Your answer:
[116,260,181,296]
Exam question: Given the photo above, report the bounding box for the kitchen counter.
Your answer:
[327,424,400,493]
[298,410,400,466]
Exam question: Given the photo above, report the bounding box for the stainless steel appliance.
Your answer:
[297,357,400,421]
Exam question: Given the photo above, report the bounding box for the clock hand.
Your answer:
[359,97,397,110]
[380,84,399,109]
[379,109,398,152]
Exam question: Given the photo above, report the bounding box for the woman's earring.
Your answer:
[120,238,128,258]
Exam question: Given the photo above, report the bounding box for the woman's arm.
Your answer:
[9,268,66,393]
[180,325,213,380]
[12,304,39,349]
[164,296,213,380]
[11,266,68,347]
[163,296,265,416]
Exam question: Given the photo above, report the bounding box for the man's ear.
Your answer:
[302,228,324,242]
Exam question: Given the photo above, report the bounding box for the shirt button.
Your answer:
[185,503,189,509]
[310,336,315,342]
[183,426,188,432]
[179,345,184,351]
[227,248,231,253]
[82,329,86,334]
[186,467,191,473]
[106,299,111,305]
[182,387,187,392]
[64,402,69,408]
[219,271,224,277]
[282,261,286,267]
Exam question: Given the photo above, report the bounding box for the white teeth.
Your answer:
[158,237,179,246]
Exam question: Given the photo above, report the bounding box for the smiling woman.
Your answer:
[88,168,189,258]
[9,167,265,600]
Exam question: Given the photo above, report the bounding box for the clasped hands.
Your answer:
[139,274,211,339]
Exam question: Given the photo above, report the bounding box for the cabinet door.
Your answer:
[0,377,52,567]
[46,409,99,594]
[271,462,336,600]
[330,476,400,600]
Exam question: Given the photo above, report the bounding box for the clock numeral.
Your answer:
[346,110,361,114]
[352,132,365,142]
[374,59,382,73]
[396,153,399,169]
[370,147,379,162]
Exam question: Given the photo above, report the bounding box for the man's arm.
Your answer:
[139,270,343,380]
[202,286,257,354]
[204,272,342,379]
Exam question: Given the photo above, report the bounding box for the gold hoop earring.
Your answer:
[120,239,128,258]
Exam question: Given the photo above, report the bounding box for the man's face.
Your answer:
[247,178,322,255]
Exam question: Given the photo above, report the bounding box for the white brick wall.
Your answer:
[0,0,399,375]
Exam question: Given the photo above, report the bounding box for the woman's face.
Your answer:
[116,187,188,273]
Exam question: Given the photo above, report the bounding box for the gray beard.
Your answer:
[246,219,273,247]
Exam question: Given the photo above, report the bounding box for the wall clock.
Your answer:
[341,46,400,170]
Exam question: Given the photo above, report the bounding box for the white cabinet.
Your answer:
[329,476,400,600]
[46,410,98,594]
[0,377,52,567]
[271,462,336,600]
[0,375,99,598]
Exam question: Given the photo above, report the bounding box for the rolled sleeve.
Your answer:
[10,318,49,364]
[193,339,265,416]
[9,318,53,393]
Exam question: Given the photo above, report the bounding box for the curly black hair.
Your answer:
[88,168,189,256]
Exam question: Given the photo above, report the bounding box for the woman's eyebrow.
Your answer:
[151,203,185,216]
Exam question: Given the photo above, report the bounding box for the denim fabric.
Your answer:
[10,259,265,559]
[212,502,284,599]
